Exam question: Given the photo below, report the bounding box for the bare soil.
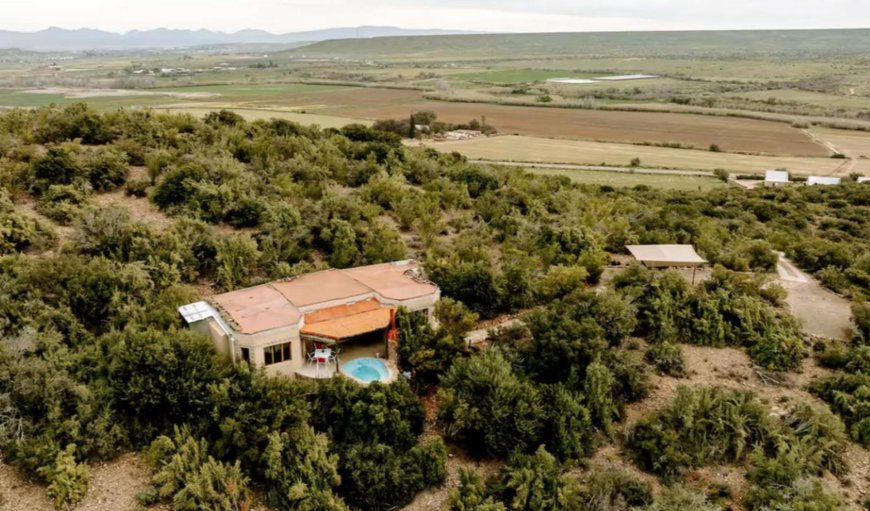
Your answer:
[0,454,155,511]
[272,87,827,156]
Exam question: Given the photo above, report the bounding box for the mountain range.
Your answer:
[0,26,479,52]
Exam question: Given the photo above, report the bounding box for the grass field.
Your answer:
[430,135,847,176]
[524,167,726,191]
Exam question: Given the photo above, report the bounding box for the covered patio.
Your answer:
[294,298,397,380]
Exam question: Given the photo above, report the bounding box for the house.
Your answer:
[806,176,842,186]
[626,244,708,284]
[179,260,439,380]
[764,170,790,187]
[857,176,869,183]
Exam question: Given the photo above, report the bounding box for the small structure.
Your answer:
[807,176,842,186]
[857,176,870,183]
[179,261,439,380]
[764,170,790,187]
[626,244,708,284]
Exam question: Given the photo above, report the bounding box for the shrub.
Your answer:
[646,340,686,377]
[628,386,773,479]
[578,464,653,510]
[149,428,251,511]
[36,444,90,510]
[490,446,580,511]
[649,485,719,511]
[448,469,506,511]
[263,426,347,511]
[37,184,91,225]
[124,178,150,197]
[438,350,543,457]
[83,147,129,191]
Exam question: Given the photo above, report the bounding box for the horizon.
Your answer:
[4,24,870,36]
[3,0,870,34]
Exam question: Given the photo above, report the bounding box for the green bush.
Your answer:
[439,350,543,457]
[448,469,506,511]
[646,340,686,377]
[628,386,773,479]
[37,184,91,225]
[490,446,580,511]
[36,444,90,510]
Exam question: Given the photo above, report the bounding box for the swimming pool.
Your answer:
[341,357,391,384]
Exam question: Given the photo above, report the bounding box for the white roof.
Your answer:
[857,176,870,183]
[626,244,707,266]
[765,170,789,183]
[807,176,841,186]
[178,301,233,336]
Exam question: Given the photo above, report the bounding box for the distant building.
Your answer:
[764,170,790,187]
[179,261,439,379]
[857,176,870,184]
[806,176,842,186]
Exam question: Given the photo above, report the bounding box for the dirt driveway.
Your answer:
[777,254,853,340]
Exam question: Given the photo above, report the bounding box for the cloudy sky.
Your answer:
[2,0,868,33]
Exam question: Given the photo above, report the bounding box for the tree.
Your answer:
[215,234,260,291]
[263,426,347,511]
[491,446,579,511]
[448,469,506,511]
[438,350,543,457]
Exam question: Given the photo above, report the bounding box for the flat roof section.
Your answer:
[211,285,301,334]
[343,261,438,301]
[626,244,707,267]
[272,269,372,308]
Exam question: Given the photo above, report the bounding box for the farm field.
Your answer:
[0,83,832,157]
[811,126,870,158]
[160,106,373,127]
[311,90,827,156]
[428,135,849,175]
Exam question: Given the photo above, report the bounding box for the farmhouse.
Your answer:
[178,260,439,381]
[764,170,790,187]
[807,176,842,186]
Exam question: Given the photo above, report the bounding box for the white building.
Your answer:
[764,170,790,187]
[807,176,842,186]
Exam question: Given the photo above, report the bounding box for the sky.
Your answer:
[1,0,868,33]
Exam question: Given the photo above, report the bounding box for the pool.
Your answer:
[341,357,391,384]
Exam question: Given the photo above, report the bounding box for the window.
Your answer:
[264,342,292,366]
[240,348,250,363]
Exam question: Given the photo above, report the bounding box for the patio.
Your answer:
[294,336,388,380]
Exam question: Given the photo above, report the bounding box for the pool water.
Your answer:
[341,357,391,383]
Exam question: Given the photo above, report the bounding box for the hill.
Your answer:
[288,28,870,60]
[0,26,479,51]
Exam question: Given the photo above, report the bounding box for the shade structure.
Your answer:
[301,299,395,341]
[626,244,707,268]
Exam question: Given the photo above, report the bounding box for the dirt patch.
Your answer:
[777,256,853,341]
[0,454,155,511]
[402,439,502,511]
[90,189,174,233]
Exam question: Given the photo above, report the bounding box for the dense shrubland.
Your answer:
[0,104,866,509]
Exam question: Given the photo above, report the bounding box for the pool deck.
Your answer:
[295,340,398,384]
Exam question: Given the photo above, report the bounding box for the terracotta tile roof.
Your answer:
[210,285,301,334]
[301,304,395,341]
[303,298,383,324]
